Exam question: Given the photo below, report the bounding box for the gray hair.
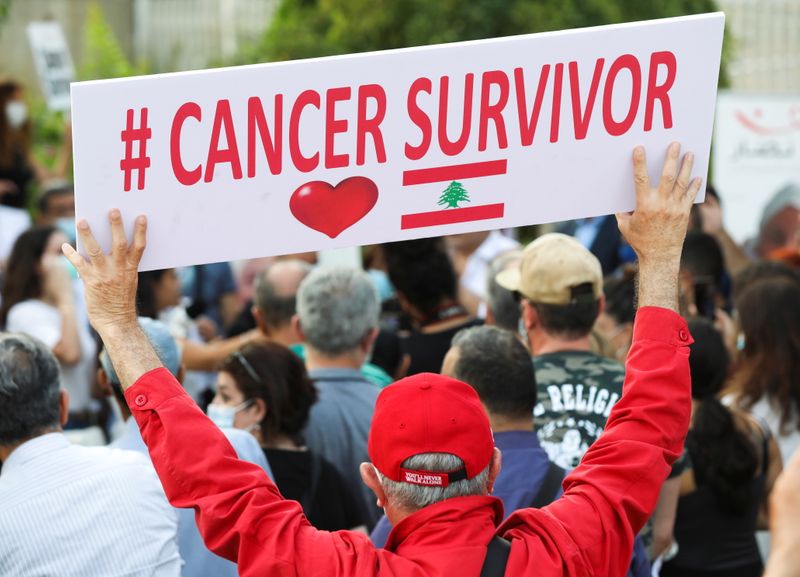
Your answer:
[487,251,523,331]
[0,333,61,445]
[378,453,491,511]
[296,266,380,356]
[254,260,313,329]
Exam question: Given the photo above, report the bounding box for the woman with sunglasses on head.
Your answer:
[208,341,367,532]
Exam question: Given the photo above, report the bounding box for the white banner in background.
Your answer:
[71,13,724,270]
[713,93,800,246]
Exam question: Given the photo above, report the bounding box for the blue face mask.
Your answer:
[56,217,77,245]
[206,399,253,430]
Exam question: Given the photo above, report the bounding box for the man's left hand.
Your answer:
[62,209,147,338]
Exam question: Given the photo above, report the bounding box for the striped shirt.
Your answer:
[0,433,181,576]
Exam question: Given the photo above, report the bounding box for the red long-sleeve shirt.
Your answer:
[125,306,692,577]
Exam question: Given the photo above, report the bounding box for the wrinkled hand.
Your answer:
[617,142,703,267]
[62,210,146,337]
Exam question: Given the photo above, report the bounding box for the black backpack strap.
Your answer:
[479,536,511,577]
[530,461,566,509]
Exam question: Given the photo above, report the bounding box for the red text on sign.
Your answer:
[169,84,388,185]
[404,51,677,160]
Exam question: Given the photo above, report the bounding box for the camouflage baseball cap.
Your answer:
[495,233,603,305]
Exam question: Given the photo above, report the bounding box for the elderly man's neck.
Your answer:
[0,427,61,461]
[305,346,366,372]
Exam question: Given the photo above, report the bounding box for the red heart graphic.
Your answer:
[289,176,379,239]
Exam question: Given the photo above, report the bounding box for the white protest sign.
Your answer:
[71,13,724,271]
[713,93,800,246]
[27,21,75,112]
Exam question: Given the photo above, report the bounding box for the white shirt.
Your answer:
[0,433,181,577]
[0,205,30,263]
[112,418,272,577]
[748,397,800,466]
[461,230,520,317]
[6,298,97,412]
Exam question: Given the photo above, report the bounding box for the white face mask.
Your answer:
[206,399,253,429]
[5,101,27,129]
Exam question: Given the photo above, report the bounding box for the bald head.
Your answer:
[254,260,313,331]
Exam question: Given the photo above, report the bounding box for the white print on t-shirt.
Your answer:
[534,384,620,418]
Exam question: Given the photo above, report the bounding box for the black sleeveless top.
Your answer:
[661,427,769,577]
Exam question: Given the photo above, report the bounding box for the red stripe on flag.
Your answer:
[401,203,505,230]
[402,160,507,186]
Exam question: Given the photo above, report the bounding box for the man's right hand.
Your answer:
[617,143,702,312]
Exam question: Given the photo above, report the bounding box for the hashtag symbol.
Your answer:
[120,108,152,192]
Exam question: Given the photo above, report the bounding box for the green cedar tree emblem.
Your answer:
[437,180,470,208]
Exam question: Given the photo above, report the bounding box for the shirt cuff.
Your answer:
[633,307,693,348]
[123,367,186,413]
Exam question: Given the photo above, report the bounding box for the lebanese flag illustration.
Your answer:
[400,159,507,230]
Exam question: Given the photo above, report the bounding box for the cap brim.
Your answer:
[495,268,521,292]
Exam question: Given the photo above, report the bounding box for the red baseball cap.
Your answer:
[368,373,494,487]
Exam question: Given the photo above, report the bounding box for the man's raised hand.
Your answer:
[617,142,702,266]
[62,210,147,338]
[617,143,703,311]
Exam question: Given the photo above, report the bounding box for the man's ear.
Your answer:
[360,462,387,508]
[486,447,502,494]
[59,390,69,427]
[521,300,538,333]
[252,306,269,337]
[597,294,606,317]
[291,315,305,342]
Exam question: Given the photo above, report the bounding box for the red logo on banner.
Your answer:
[289,176,379,238]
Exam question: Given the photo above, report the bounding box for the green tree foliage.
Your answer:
[79,2,143,80]
[247,0,725,84]
[438,181,470,208]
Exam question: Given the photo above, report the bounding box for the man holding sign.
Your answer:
[64,142,700,577]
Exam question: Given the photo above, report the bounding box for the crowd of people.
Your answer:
[0,74,799,577]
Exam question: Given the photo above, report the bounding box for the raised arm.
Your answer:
[499,143,701,576]
[62,212,376,577]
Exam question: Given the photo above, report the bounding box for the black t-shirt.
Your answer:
[264,448,366,531]
[400,318,483,375]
